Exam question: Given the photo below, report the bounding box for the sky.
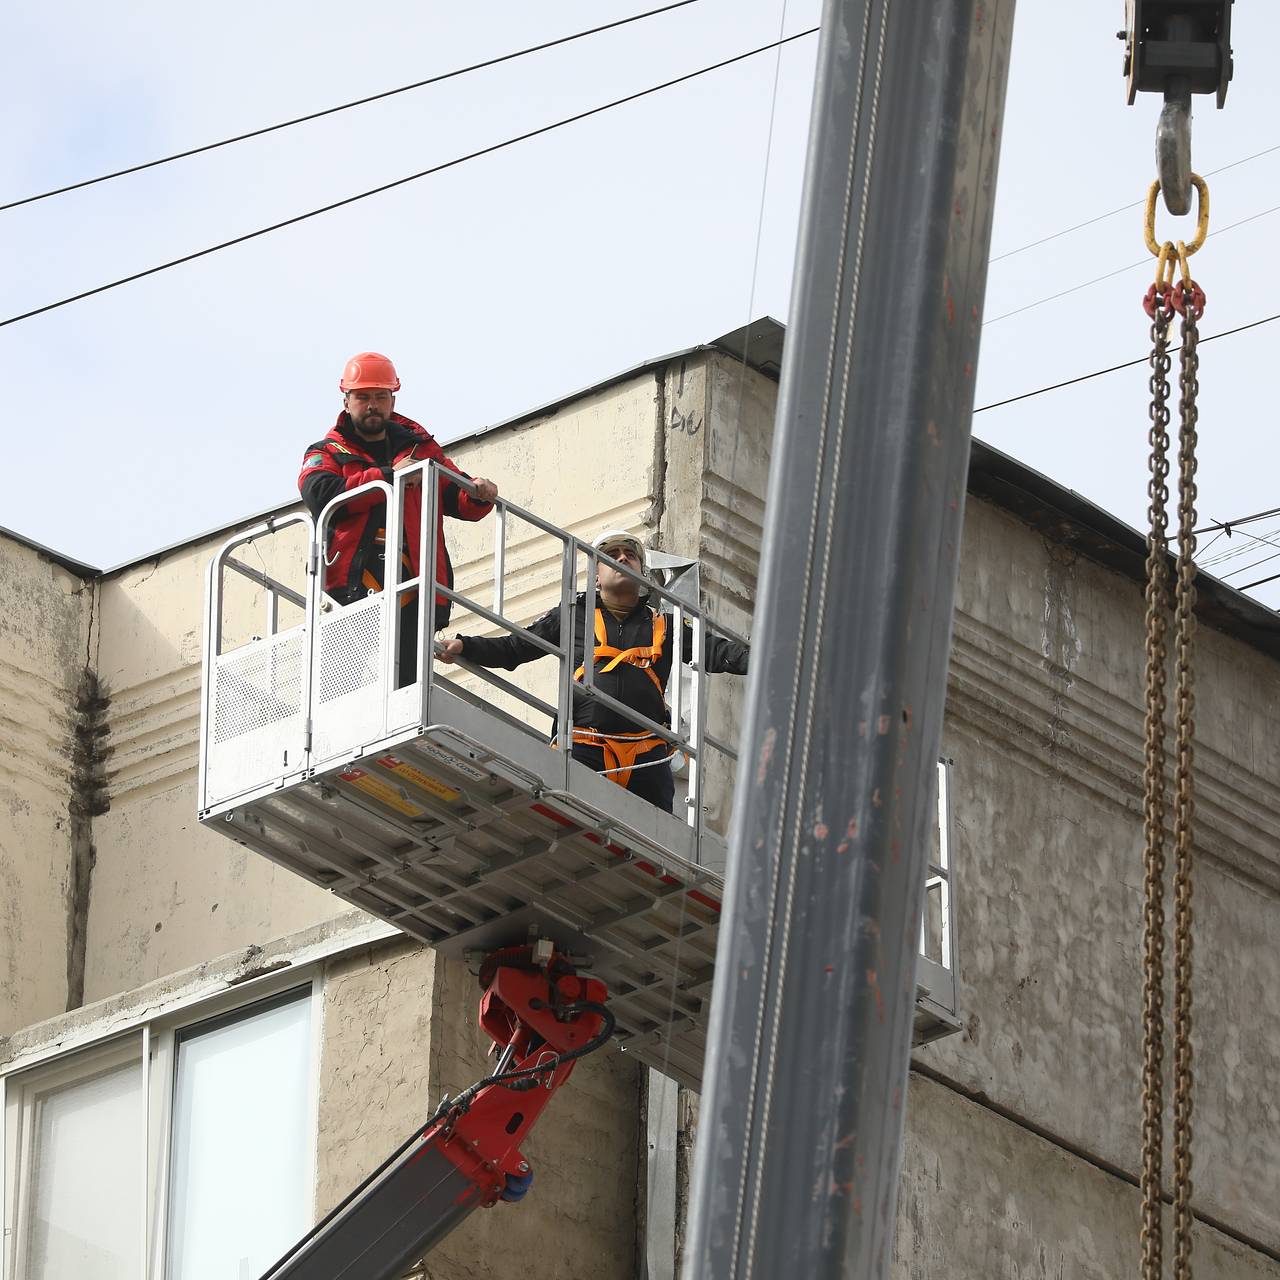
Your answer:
[4,2,1279,607]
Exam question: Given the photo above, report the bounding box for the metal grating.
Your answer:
[207,698,958,1090]
[212,628,304,745]
[317,597,384,704]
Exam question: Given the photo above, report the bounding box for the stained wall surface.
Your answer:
[0,535,94,1034]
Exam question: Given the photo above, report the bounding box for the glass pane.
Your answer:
[166,992,312,1280]
[26,1059,142,1279]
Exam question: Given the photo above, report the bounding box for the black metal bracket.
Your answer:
[1122,1,1233,214]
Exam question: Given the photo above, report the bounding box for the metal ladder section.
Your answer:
[197,463,961,1088]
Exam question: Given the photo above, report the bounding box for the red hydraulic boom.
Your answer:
[261,944,612,1280]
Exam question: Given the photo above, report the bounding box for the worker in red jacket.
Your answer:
[298,352,498,685]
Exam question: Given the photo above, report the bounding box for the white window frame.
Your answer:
[2,967,323,1280]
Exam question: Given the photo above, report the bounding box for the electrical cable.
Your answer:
[1194,505,1280,537]
[984,203,1280,328]
[0,1,700,213]
[0,27,819,330]
[972,311,1280,415]
[1199,520,1280,568]
[1236,567,1280,593]
[1216,542,1280,582]
[988,141,1280,264]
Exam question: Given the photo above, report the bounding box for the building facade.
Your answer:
[1,321,1277,1278]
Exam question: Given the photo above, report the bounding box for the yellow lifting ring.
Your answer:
[1145,173,1209,258]
[1176,239,1192,286]
[1154,241,1176,290]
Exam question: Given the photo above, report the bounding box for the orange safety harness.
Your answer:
[571,609,670,788]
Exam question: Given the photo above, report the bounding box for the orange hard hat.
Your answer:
[339,352,401,393]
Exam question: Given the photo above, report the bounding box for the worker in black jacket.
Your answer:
[436,529,749,813]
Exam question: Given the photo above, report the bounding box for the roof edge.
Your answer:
[968,437,1280,661]
[0,524,99,578]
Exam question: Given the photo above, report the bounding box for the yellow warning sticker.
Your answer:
[377,754,461,804]
[339,767,423,818]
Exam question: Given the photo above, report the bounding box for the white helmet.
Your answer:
[592,528,647,571]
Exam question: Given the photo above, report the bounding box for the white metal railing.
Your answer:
[198,463,745,837]
[390,459,746,850]
[197,464,955,1017]
[918,759,958,1011]
[198,511,314,813]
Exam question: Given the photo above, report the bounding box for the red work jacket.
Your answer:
[297,413,492,605]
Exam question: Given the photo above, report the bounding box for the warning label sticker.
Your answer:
[376,754,461,804]
[339,767,423,818]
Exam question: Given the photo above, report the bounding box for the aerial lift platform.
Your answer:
[198,462,960,1275]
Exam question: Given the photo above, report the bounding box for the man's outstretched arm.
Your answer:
[437,607,563,671]
[678,618,750,675]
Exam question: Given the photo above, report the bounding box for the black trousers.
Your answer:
[571,740,676,814]
[397,599,451,688]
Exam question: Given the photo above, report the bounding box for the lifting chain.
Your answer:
[1140,176,1204,1280]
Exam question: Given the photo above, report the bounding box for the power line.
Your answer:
[1200,521,1280,568]
[1237,567,1280,593]
[0,1,700,214]
[1216,535,1280,581]
[0,27,820,330]
[983,202,1280,328]
[1195,505,1280,537]
[988,141,1280,265]
[972,311,1280,415]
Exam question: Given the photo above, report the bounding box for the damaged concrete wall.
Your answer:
[84,523,342,1004]
[0,533,96,1033]
[316,938,641,1278]
[657,351,771,858]
[909,493,1280,1265]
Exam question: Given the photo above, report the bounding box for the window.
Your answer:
[4,1039,144,1279]
[165,992,312,1279]
[4,981,317,1280]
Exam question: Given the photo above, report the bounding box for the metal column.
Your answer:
[682,2,1014,1277]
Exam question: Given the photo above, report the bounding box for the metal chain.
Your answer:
[1140,286,1173,1280]
[1171,285,1200,1280]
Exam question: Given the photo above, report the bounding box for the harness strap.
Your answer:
[574,610,667,696]
[570,727,668,789]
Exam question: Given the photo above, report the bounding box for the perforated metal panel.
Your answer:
[212,629,304,743]
[205,627,308,807]
[317,596,385,704]
[310,595,389,768]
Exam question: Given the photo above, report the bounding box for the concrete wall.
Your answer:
[0,534,94,1033]
[84,523,341,1004]
[894,1073,1278,1279]
[5,349,1279,1275]
[909,493,1280,1263]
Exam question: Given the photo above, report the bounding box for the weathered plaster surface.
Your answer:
[83,525,343,1002]
[918,495,1280,1250]
[0,534,94,1033]
[894,1073,1280,1278]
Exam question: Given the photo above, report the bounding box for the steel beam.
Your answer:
[683,2,1014,1276]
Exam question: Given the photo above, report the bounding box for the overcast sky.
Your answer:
[5,2,1279,606]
